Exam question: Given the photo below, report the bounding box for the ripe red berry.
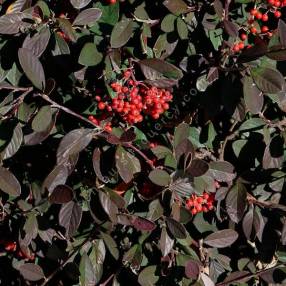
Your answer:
[233,44,240,52]
[261,26,269,33]
[107,0,116,4]
[274,10,282,18]
[250,9,257,16]
[196,205,203,212]
[203,192,209,200]
[268,0,275,5]
[255,12,262,19]
[191,208,197,215]
[238,42,244,50]
[262,14,269,21]
[250,27,257,34]
[274,0,281,7]
[124,70,131,79]
[240,33,247,41]
[98,102,106,110]
[95,95,101,102]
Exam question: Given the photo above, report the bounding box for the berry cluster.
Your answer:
[186,192,215,215]
[232,0,284,52]
[88,70,173,129]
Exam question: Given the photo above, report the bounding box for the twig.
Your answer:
[216,262,286,286]
[37,93,99,128]
[124,142,156,169]
[259,112,286,131]
[219,120,238,161]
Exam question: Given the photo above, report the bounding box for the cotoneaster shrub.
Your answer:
[0,0,286,285]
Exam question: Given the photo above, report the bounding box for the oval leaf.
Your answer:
[19,263,45,282]
[49,185,74,204]
[204,229,238,248]
[148,169,170,186]
[111,18,134,48]
[18,48,46,90]
[73,8,102,26]
[0,166,21,197]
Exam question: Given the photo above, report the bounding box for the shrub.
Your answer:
[0,0,286,285]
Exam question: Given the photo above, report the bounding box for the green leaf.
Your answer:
[18,48,46,90]
[94,1,119,26]
[78,43,103,66]
[204,229,238,248]
[110,18,134,48]
[251,67,285,94]
[0,166,21,197]
[58,18,77,42]
[138,266,159,286]
[147,199,164,221]
[100,231,119,260]
[32,105,53,132]
[0,12,32,34]
[148,169,170,186]
[115,146,141,183]
[73,8,102,26]
[177,17,188,39]
[161,14,176,32]
[278,19,286,47]
[79,252,96,286]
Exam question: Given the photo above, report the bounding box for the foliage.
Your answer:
[0,0,286,285]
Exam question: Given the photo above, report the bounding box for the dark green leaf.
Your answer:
[32,105,53,132]
[148,169,170,186]
[79,252,96,286]
[278,19,286,47]
[78,43,103,66]
[138,266,159,286]
[100,232,119,260]
[110,18,134,48]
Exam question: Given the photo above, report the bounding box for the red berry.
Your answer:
[274,0,281,7]
[250,27,257,34]
[203,192,209,200]
[191,208,197,215]
[104,124,112,132]
[107,0,116,4]
[233,44,240,52]
[250,9,257,16]
[98,102,106,110]
[274,10,282,18]
[262,14,269,21]
[124,70,131,79]
[95,95,101,102]
[197,197,203,204]
[240,33,247,41]
[261,26,269,33]
[196,205,203,212]
[88,115,94,121]
[255,12,262,19]
[238,42,244,50]
[268,0,275,5]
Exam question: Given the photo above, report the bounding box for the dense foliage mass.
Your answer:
[1,0,286,285]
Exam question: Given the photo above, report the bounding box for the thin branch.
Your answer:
[216,262,286,286]
[37,93,99,128]
[219,120,239,161]
[259,112,286,131]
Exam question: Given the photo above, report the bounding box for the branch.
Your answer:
[216,262,286,286]
[37,93,99,128]
[259,113,286,131]
[219,120,238,161]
